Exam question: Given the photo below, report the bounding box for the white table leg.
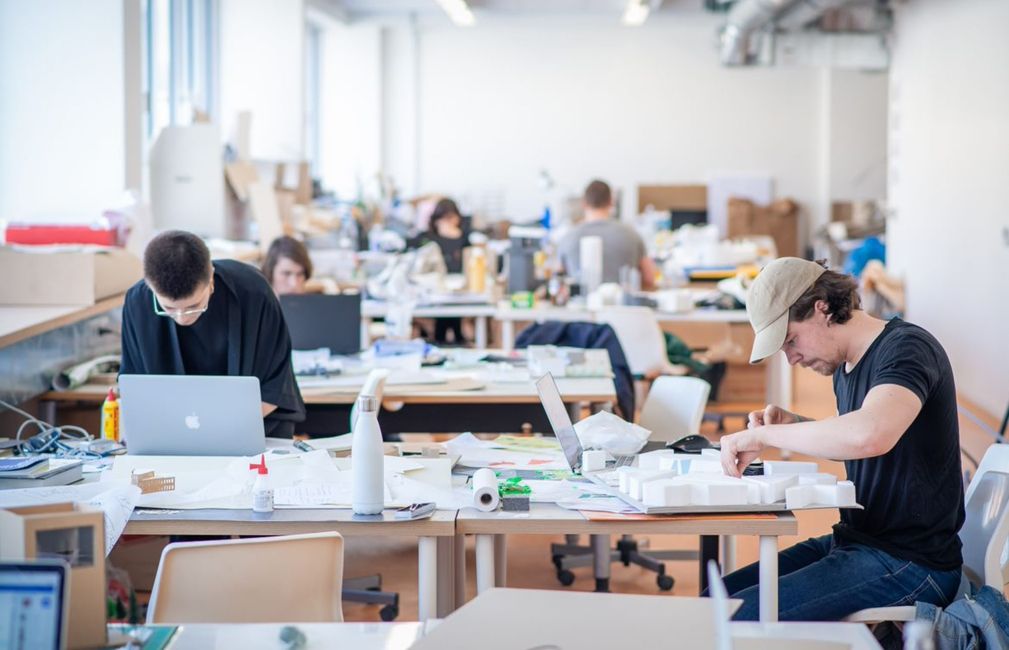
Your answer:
[501,320,514,353]
[591,534,611,592]
[436,536,455,617]
[493,534,507,588]
[475,534,496,594]
[418,536,438,621]
[454,534,467,608]
[475,316,488,350]
[758,535,778,622]
[720,535,736,574]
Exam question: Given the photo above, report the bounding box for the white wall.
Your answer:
[887,0,1009,417]
[829,69,888,202]
[219,0,305,160]
[0,0,126,222]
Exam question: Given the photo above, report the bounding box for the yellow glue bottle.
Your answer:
[101,388,120,441]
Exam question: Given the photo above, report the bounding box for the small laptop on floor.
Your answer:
[119,375,266,456]
[0,560,70,650]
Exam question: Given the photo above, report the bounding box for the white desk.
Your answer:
[455,504,797,623]
[361,300,497,349]
[0,295,124,349]
[495,304,793,410]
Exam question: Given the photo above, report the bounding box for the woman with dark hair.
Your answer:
[425,198,466,273]
[262,236,313,296]
[423,198,467,344]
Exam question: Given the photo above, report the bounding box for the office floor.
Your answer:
[341,366,1000,622]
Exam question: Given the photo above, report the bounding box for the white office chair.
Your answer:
[596,306,687,378]
[845,443,1009,623]
[551,376,716,592]
[147,532,345,623]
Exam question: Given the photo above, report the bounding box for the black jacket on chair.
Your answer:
[515,320,635,420]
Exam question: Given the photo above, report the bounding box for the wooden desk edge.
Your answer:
[0,294,125,349]
[455,511,798,536]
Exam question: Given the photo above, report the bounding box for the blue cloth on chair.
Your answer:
[515,320,635,420]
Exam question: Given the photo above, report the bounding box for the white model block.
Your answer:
[742,475,799,504]
[642,480,692,507]
[691,482,751,506]
[764,460,819,476]
[797,472,838,486]
[700,448,722,461]
[636,450,665,470]
[684,460,724,474]
[785,481,858,509]
[627,470,678,501]
[582,450,607,472]
[616,466,636,494]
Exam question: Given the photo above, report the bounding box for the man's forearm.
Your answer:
[760,411,880,461]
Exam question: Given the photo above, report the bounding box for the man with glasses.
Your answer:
[120,230,305,437]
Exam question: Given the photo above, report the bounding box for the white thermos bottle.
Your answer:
[352,394,385,515]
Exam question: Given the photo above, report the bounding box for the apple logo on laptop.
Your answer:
[185,413,201,430]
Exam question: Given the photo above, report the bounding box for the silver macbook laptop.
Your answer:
[0,560,70,650]
[119,375,266,456]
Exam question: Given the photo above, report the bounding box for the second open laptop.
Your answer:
[119,374,266,456]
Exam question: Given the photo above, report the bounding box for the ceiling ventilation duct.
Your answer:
[719,0,873,66]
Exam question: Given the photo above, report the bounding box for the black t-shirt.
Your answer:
[832,318,965,571]
[175,279,229,375]
[427,233,466,273]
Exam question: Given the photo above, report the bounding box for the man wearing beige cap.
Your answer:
[713,258,964,621]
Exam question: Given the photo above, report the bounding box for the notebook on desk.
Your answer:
[0,458,82,489]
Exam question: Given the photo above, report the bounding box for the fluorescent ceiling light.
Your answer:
[622,0,650,26]
[436,0,475,27]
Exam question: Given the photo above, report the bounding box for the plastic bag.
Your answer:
[573,410,651,457]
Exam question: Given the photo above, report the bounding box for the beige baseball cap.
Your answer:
[746,258,826,364]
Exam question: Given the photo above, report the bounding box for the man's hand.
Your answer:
[747,404,799,429]
[720,428,767,478]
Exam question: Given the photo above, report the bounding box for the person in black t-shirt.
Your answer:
[713,257,964,621]
[419,198,467,344]
[120,231,305,438]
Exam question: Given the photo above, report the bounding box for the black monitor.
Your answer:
[279,293,362,355]
[669,209,708,230]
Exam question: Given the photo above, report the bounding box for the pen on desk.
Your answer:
[294,440,314,452]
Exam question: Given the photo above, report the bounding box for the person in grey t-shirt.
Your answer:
[558,179,657,290]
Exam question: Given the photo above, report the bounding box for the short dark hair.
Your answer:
[789,260,861,325]
[429,198,461,234]
[583,180,612,210]
[143,230,212,300]
[262,236,313,283]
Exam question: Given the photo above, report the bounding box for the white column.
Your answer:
[758,535,779,622]
[475,315,488,349]
[454,534,467,609]
[720,535,736,574]
[435,536,455,617]
[500,319,515,352]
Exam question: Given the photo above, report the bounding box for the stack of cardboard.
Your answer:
[727,198,800,259]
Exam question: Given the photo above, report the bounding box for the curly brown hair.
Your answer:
[788,260,861,325]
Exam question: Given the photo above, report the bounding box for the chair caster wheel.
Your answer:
[557,569,575,586]
[657,574,675,591]
[379,605,399,621]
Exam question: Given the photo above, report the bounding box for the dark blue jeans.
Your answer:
[718,534,961,621]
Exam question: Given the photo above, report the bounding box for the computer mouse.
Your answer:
[667,434,717,454]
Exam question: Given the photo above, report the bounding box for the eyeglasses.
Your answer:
[152,288,211,320]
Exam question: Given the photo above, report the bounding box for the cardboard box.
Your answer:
[637,185,708,213]
[727,198,800,259]
[0,503,107,649]
[0,246,142,305]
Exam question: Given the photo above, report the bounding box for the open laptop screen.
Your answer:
[0,561,68,650]
[535,373,584,473]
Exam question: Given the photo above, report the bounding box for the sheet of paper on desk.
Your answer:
[0,482,142,553]
[453,448,570,471]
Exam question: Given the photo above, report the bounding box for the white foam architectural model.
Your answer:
[617,453,859,510]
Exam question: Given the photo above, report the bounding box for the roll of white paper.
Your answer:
[472,468,500,512]
[580,236,603,294]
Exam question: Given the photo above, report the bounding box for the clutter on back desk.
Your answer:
[527,346,611,378]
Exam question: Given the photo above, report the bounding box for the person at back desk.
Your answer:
[558,179,658,290]
[419,198,467,343]
[262,235,313,296]
[120,230,305,437]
